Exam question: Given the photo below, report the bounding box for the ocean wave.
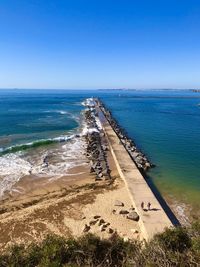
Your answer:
[44,110,82,124]
[0,98,98,156]
[0,137,87,198]
[0,97,97,198]
[56,110,70,115]
[44,110,69,115]
[44,110,71,115]
[0,134,76,156]
[0,122,99,156]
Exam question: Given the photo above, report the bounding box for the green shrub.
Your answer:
[0,223,199,267]
[154,227,191,253]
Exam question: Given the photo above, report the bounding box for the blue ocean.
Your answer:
[0,89,200,219]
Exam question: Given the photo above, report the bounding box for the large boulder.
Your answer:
[127,212,139,221]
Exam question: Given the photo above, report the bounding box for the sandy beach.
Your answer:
[0,135,140,251]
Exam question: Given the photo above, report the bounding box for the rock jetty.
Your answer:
[84,100,111,181]
[96,99,155,172]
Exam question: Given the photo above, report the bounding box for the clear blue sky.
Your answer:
[0,0,200,89]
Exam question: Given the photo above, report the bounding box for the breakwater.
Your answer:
[94,98,173,240]
[97,99,154,172]
[83,99,111,181]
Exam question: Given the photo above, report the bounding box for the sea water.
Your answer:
[0,89,200,217]
[100,89,200,218]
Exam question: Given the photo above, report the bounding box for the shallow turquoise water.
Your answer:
[101,91,200,210]
[0,89,200,209]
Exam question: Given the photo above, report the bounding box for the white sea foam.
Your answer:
[44,110,81,123]
[0,154,32,197]
[59,110,68,115]
[81,126,99,136]
[81,98,103,133]
[82,97,95,107]
[0,137,87,197]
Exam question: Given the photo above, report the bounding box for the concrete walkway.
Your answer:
[98,108,173,240]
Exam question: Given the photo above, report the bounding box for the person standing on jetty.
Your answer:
[147,202,151,211]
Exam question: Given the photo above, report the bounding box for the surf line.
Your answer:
[94,98,175,240]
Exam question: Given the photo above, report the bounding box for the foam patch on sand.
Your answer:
[0,154,32,197]
[0,137,87,198]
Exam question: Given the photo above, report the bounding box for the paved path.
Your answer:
[98,107,173,240]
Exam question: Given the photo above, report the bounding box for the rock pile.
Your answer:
[83,215,115,234]
[114,200,140,222]
[84,105,111,181]
[96,99,155,172]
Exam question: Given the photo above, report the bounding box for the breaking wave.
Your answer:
[0,98,96,198]
[0,134,76,156]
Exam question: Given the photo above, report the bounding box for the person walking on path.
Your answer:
[147,202,151,211]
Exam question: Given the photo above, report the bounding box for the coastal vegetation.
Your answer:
[0,222,199,267]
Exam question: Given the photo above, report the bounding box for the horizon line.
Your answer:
[0,88,199,91]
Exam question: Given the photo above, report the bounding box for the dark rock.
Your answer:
[127,212,139,221]
[83,224,90,232]
[94,215,101,219]
[114,200,124,207]
[119,209,129,215]
[89,220,98,225]
[108,228,114,234]
[98,219,105,226]
[100,225,106,232]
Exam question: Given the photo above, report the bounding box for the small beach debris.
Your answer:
[131,228,139,234]
[112,209,116,214]
[114,200,124,207]
[127,212,139,221]
[83,224,90,232]
[129,205,135,211]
